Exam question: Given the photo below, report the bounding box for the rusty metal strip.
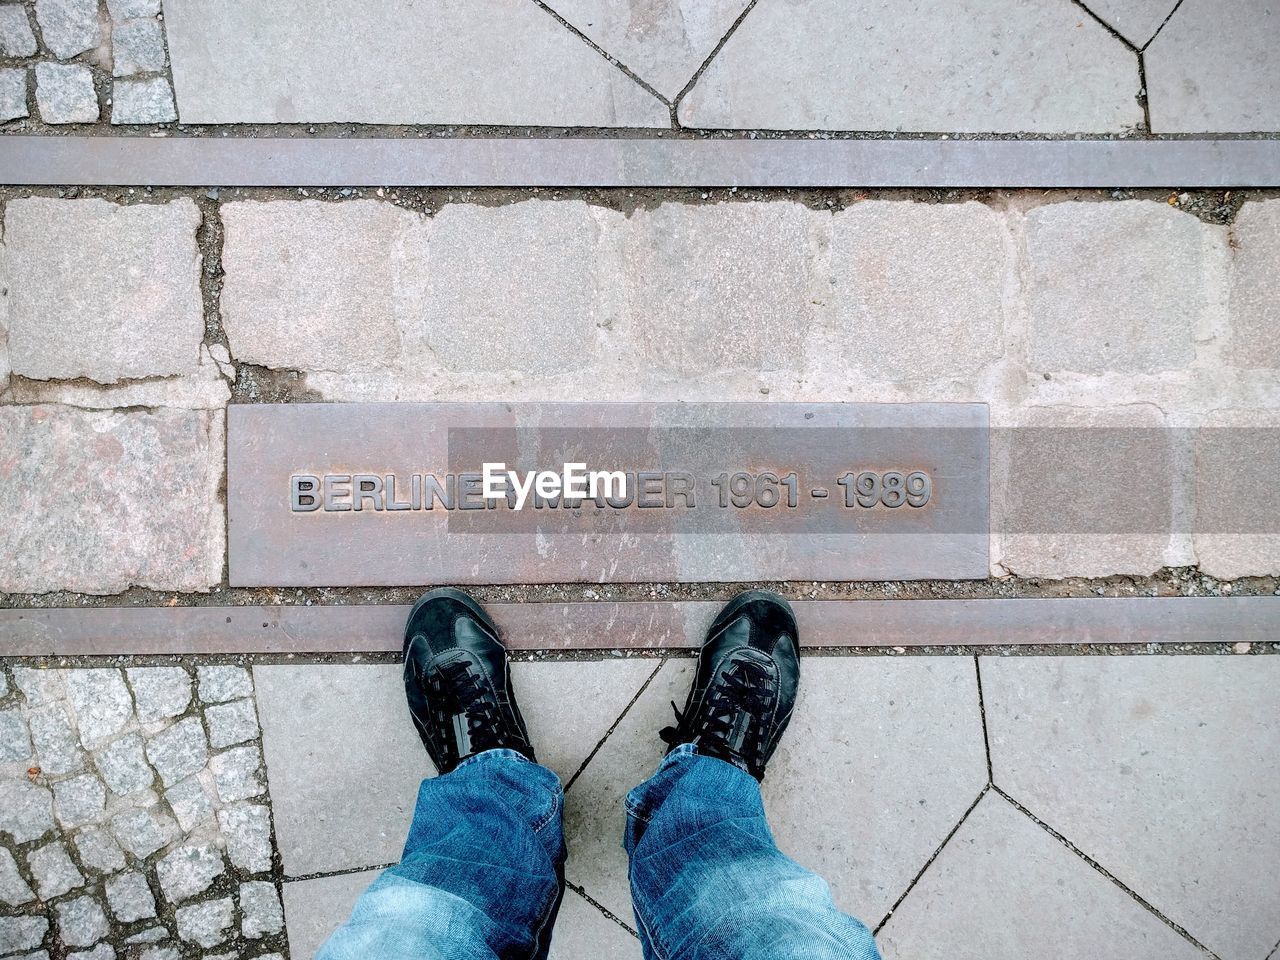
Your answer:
[1,597,1276,657]
[1,136,1278,187]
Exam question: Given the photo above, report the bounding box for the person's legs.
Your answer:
[625,591,881,960]
[319,589,565,960]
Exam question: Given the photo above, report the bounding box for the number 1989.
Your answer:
[837,471,931,508]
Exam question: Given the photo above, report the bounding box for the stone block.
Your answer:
[209,744,264,803]
[623,201,822,377]
[1194,409,1280,579]
[106,0,159,19]
[204,698,259,748]
[175,897,233,948]
[982,655,1280,960]
[65,670,134,746]
[13,669,64,705]
[51,773,106,828]
[95,733,154,794]
[219,200,423,372]
[73,829,126,874]
[156,843,225,903]
[5,198,202,382]
[0,848,34,906]
[34,62,98,124]
[162,0,666,126]
[166,776,214,832]
[877,793,1204,960]
[111,807,179,858]
[0,6,36,56]
[105,870,156,922]
[34,0,100,59]
[146,717,207,787]
[0,406,225,594]
[111,18,166,75]
[994,405,1185,578]
[415,200,620,376]
[111,76,176,124]
[56,895,109,947]
[679,0,1141,132]
[217,802,272,874]
[239,881,283,938]
[823,201,1008,381]
[0,914,47,954]
[28,703,86,775]
[196,666,252,704]
[1023,202,1211,374]
[28,841,84,900]
[1227,199,1280,369]
[1146,0,1280,132]
[0,707,32,761]
[0,66,24,122]
[127,668,192,723]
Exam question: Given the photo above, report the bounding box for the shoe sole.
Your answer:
[404,586,504,650]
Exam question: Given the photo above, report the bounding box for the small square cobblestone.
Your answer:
[127,669,192,725]
[205,699,260,748]
[111,18,167,75]
[73,829,126,874]
[0,848,34,906]
[28,704,86,776]
[51,773,107,828]
[0,708,32,761]
[239,881,284,938]
[144,717,207,787]
[28,841,84,899]
[156,842,225,904]
[197,667,253,705]
[175,897,233,948]
[105,870,156,922]
[34,62,99,124]
[0,6,36,56]
[210,745,266,803]
[64,671,134,747]
[56,894,110,947]
[94,734,154,795]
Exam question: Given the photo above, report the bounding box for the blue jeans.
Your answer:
[319,745,881,960]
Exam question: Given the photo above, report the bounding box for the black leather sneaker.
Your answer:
[660,590,800,781]
[403,587,536,774]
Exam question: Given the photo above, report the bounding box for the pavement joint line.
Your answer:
[565,879,641,938]
[873,783,991,935]
[990,785,1221,958]
[561,658,667,795]
[3,597,1277,657]
[973,655,995,785]
[4,136,1280,186]
[283,860,397,885]
[1142,0,1188,51]
[670,0,760,121]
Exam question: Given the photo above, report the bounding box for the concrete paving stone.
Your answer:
[111,807,179,859]
[56,894,109,947]
[4,197,202,383]
[127,669,193,725]
[28,704,86,776]
[1023,201,1210,374]
[111,76,176,124]
[0,848,34,906]
[1083,0,1180,46]
[0,406,226,594]
[0,6,37,56]
[73,828,126,874]
[156,842,225,903]
[0,779,55,843]
[174,896,233,948]
[1194,409,1280,579]
[0,66,26,122]
[822,201,1008,381]
[877,792,1205,960]
[679,0,1141,132]
[416,200,621,376]
[27,841,84,899]
[219,200,424,373]
[566,657,988,925]
[216,802,273,874]
[33,62,98,123]
[1146,0,1280,132]
[105,870,156,922]
[548,888,641,960]
[163,0,666,126]
[67,945,114,960]
[1227,199,1280,369]
[165,775,215,833]
[623,201,822,376]
[145,717,207,787]
[982,655,1280,960]
[282,871,375,959]
[196,667,252,705]
[239,880,283,938]
[210,744,265,803]
[0,915,47,954]
[995,405,1184,578]
[94,734,154,795]
[34,0,99,59]
[204,698,259,749]
[105,0,158,18]
[65,670,134,747]
[12,669,65,706]
[255,658,657,876]
[0,707,32,761]
[549,0,746,99]
[52,774,107,828]
[111,18,166,75]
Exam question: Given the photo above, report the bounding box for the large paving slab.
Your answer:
[0,406,225,594]
[163,0,667,126]
[254,659,659,877]
[283,870,638,960]
[3,197,204,384]
[981,655,1280,960]
[1145,0,1280,132]
[1194,409,1280,579]
[876,792,1207,960]
[549,0,747,99]
[565,656,988,928]
[1227,198,1280,370]
[678,0,1141,131]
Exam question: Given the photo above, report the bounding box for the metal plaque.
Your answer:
[226,402,989,586]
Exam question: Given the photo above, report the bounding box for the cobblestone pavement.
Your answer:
[3,655,1275,959]
[0,0,1276,132]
